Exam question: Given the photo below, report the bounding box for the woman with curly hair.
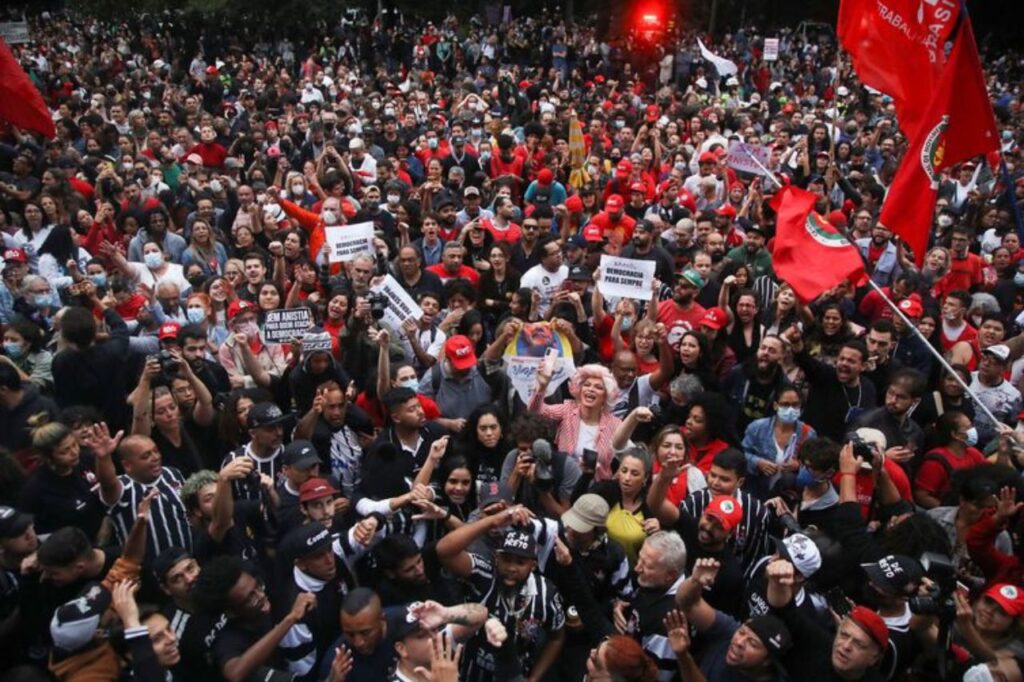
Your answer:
[806,302,857,366]
[455,404,511,488]
[683,391,738,474]
[530,362,623,481]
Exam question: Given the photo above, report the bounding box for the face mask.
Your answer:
[776,406,801,424]
[428,138,439,149]
[187,307,207,323]
[291,184,305,197]
[1014,272,1024,287]
[321,210,338,225]
[33,293,51,307]
[144,252,163,269]
[384,106,396,117]
[387,194,401,205]
[3,341,24,359]
[399,378,419,391]
[209,179,223,194]
[89,273,107,287]
[621,317,633,332]
[963,663,995,682]
[795,466,829,488]
[348,123,363,136]
[587,164,599,176]
[237,321,259,338]
[943,310,959,322]
[614,119,625,129]
[366,200,380,212]
[479,152,490,163]
[471,127,483,138]
[937,215,954,227]
[964,427,979,447]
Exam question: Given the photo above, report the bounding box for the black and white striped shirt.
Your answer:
[107,468,192,557]
[221,443,285,500]
[629,574,686,682]
[460,554,565,682]
[681,489,773,576]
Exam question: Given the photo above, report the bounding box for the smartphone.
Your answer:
[542,347,558,375]
[582,449,598,471]
[826,587,852,617]
[956,581,970,599]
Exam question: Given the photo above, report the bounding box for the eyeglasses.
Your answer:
[244,580,267,609]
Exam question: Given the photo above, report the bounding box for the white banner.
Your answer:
[697,38,738,77]
[727,141,773,177]
[763,38,779,62]
[371,274,422,331]
[504,355,576,406]
[262,308,313,343]
[598,255,656,300]
[325,222,375,264]
[0,21,29,45]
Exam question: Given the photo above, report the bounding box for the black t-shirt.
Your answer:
[18,461,106,538]
[213,616,290,679]
[675,511,746,618]
[318,607,407,681]
[698,612,786,682]
[151,425,204,477]
[192,499,265,565]
[161,603,228,681]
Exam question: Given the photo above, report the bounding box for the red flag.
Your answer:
[769,186,866,304]
[0,38,56,139]
[838,0,959,139]
[881,17,999,265]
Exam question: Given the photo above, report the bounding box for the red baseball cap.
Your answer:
[444,335,477,371]
[605,194,625,211]
[2,248,28,264]
[645,104,660,122]
[158,322,181,341]
[227,299,256,322]
[698,151,718,164]
[700,307,729,331]
[828,210,849,228]
[984,583,1024,617]
[565,195,584,214]
[897,294,923,319]
[616,159,633,177]
[582,224,605,242]
[715,204,738,219]
[678,189,697,213]
[537,168,554,186]
[298,477,338,503]
[848,606,889,651]
[705,495,743,533]
[629,181,646,194]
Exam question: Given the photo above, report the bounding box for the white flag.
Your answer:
[697,38,738,77]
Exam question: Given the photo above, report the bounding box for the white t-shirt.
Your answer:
[574,421,599,460]
[520,264,568,317]
[126,261,191,294]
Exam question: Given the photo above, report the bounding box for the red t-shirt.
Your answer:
[588,211,637,249]
[425,263,481,286]
[833,458,913,520]
[690,439,730,475]
[657,299,707,349]
[914,446,986,497]
[482,219,522,244]
[939,321,977,352]
[355,392,441,429]
[936,253,984,295]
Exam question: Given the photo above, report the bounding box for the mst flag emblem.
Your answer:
[804,211,849,248]
[920,116,949,188]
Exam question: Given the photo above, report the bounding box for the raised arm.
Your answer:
[90,422,125,507]
[612,407,653,450]
[435,506,531,578]
[173,347,215,427]
[648,325,674,391]
[674,558,721,632]
[129,358,159,436]
[646,453,684,526]
[211,458,254,542]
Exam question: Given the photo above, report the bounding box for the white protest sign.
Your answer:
[763,38,780,62]
[598,255,656,300]
[262,308,313,343]
[371,275,422,331]
[0,21,30,45]
[504,355,577,406]
[697,37,738,76]
[325,222,376,264]
[727,141,773,177]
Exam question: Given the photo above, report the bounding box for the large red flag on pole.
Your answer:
[0,38,56,139]
[880,16,999,265]
[838,0,959,140]
[769,186,867,304]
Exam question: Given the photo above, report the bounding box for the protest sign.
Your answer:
[371,275,423,331]
[598,255,655,300]
[0,20,30,44]
[325,222,375,263]
[262,308,313,343]
[727,141,773,177]
[764,38,780,61]
[502,322,576,405]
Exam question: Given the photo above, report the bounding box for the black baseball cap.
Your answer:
[283,523,334,561]
[567,265,593,281]
[745,615,793,661]
[152,547,192,584]
[0,506,33,539]
[497,527,537,559]
[282,440,320,469]
[247,402,293,429]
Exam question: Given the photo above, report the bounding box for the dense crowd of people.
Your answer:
[2,7,1024,682]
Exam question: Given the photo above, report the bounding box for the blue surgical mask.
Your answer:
[144,252,163,269]
[964,427,979,447]
[187,307,207,324]
[89,273,107,287]
[33,294,51,308]
[399,378,419,391]
[3,341,23,358]
[795,466,829,488]
[620,317,633,332]
[776,406,801,424]
[1015,272,1024,288]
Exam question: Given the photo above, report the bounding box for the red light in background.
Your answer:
[642,13,660,24]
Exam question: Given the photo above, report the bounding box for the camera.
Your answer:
[846,432,876,470]
[366,292,388,321]
[531,439,555,490]
[909,552,957,619]
[148,350,180,385]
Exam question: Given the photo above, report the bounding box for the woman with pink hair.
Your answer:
[529,362,623,481]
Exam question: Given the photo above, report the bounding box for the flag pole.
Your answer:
[744,153,1005,429]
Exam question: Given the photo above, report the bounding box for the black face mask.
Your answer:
[187,275,206,289]
[710,251,725,263]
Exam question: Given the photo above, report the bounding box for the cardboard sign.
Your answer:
[325,222,375,263]
[0,21,30,45]
[371,275,423,331]
[262,308,313,343]
[502,322,575,405]
[763,38,780,62]
[598,256,656,300]
[727,141,773,177]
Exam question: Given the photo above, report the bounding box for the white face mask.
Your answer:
[399,378,419,390]
[321,210,338,225]
[963,663,995,682]
[291,184,305,197]
[387,194,400,205]
[144,252,163,269]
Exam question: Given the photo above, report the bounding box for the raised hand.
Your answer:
[411,499,449,522]
[288,592,316,622]
[663,609,691,656]
[220,457,255,481]
[326,645,353,682]
[691,557,721,588]
[995,486,1024,524]
[484,617,508,647]
[111,580,141,628]
[89,422,124,460]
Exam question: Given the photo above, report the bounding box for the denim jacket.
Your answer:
[742,416,816,499]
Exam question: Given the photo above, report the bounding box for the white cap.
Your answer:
[696,77,708,89]
[984,344,1011,363]
[348,137,364,150]
[779,534,822,578]
[770,81,782,91]
[726,76,739,87]
[837,86,850,97]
